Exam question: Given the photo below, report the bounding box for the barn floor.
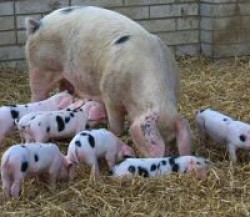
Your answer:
[0,56,250,217]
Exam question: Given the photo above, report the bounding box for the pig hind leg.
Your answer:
[1,169,12,199]
[10,173,25,199]
[174,116,192,156]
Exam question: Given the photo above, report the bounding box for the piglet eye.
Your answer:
[239,135,246,142]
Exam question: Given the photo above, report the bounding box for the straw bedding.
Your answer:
[0,56,249,216]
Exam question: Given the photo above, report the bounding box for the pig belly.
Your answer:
[204,120,228,144]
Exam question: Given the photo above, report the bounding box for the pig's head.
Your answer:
[83,101,107,126]
[130,111,165,157]
[50,91,74,110]
[116,143,136,162]
[186,157,210,180]
[58,156,75,181]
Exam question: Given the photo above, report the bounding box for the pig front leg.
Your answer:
[227,143,237,162]
[174,116,192,156]
[105,105,125,136]
[29,67,62,102]
[130,112,165,157]
[195,116,207,147]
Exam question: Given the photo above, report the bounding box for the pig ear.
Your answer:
[25,17,41,35]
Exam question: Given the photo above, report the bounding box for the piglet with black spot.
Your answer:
[0,91,73,143]
[195,108,250,162]
[111,156,209,180]
[16,99,105,143]
[1,143,74,199]
[67,128,135,178]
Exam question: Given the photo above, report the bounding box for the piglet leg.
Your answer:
[130,111,165,157]
[174,116,192,156]
[10,175,23,199]
[1,170,11,199]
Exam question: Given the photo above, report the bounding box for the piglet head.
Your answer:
[186,157,209,180]
[54,91,74,110]
[82,101,107,127]
[117,143,135,162]
[58,156,75,181]
[130,111,165,157]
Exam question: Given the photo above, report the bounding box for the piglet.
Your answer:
[195,108,250,162]
[110,156,209,180]
[67,128,135,178]
[0,91,73,143]
[1,142,74,199]
[16,100,105,143]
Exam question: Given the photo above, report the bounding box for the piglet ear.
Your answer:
[25,17,40,36]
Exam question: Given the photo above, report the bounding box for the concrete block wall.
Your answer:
[200,0,250,58]
[0,0,249,68]
[0,0,200,68]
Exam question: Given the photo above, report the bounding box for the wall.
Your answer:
[201,0,250,58]
[0,0,249,68]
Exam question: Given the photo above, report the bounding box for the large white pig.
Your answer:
[0,91,73,143]
[1,143,74,199]
[25,6,192,157]
[195,109,250,162]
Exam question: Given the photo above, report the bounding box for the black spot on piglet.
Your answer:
[138,166,149,178]
[21,162,28,172]
[150,164,157,172]
[169,157,179,172]
[88,134,95,148]
[56,116,65,132]
[75,140,81,147]
[161,160,167,166]
[34,154,39,162]
[240,135,246,142]
[128,165,136,174]
[10,110,19,119]
[65,117,70,123]
[115,35,130,45]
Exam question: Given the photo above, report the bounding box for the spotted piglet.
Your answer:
[195,108,250,162]
[110,156,209,180]
[67,128,135,178]
[1,143,74,199]
[16,100,106,143]
[0,91,73,143]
